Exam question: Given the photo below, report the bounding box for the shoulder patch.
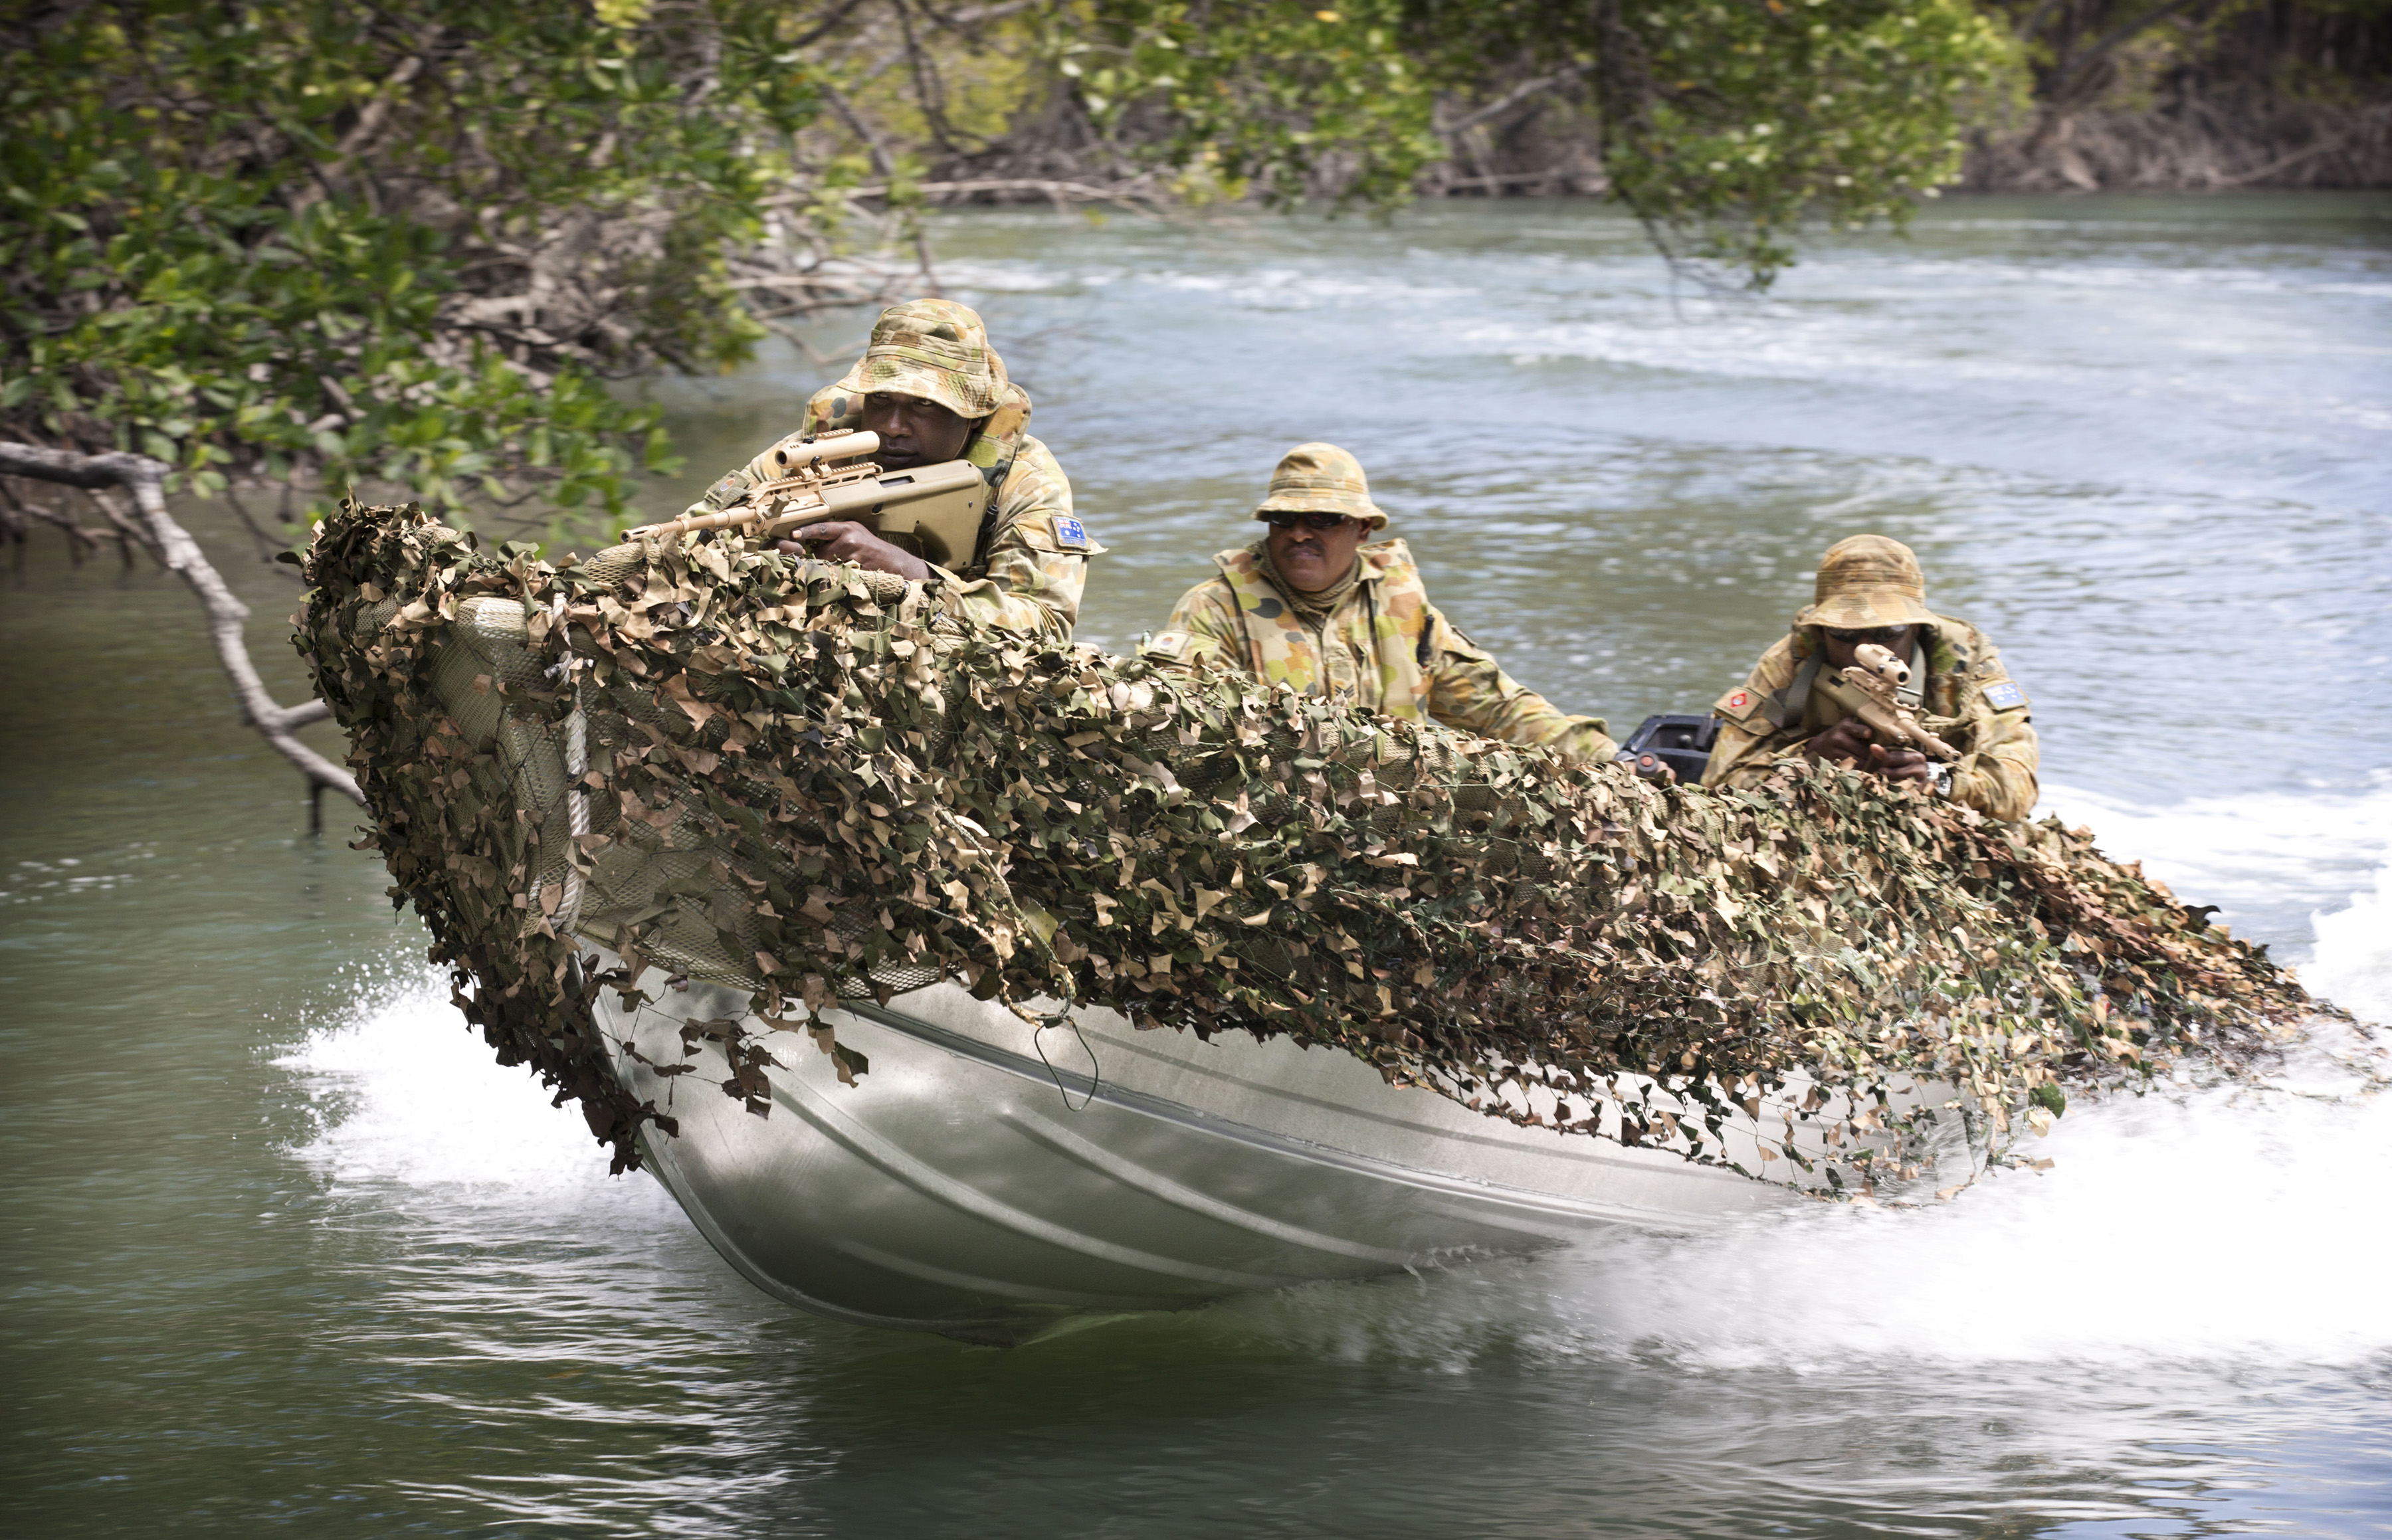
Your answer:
[1716,686,1765,723]
[1142,629,1190,661]
[1982,680,2027,711]
[1052,516,1088,551]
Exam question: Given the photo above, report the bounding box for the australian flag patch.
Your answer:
[1983,680,2026,710]
[1053,516,1088,550]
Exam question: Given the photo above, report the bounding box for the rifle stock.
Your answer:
[625,430,994,569]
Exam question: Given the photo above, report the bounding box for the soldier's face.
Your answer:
[1267,514,1367,594]
[862,391,977,470]
[1822,625,1915,670]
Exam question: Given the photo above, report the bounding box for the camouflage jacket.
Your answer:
[1144,539,1615,761]
[1700,615,2040,821]
[686,381,1098,642]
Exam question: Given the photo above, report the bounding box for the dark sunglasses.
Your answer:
[1262,511,1354,532]
[1824,625,1914,645]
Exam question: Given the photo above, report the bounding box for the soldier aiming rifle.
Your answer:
[670,300,1099,642]
[1702,535,2039,821]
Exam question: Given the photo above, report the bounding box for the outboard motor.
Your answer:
[1615,713,1720,785]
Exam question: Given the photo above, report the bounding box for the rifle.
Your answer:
[1811,641,1961,763]
[621,429,993,569]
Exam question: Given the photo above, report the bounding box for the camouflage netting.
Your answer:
[294,500,2328,1188]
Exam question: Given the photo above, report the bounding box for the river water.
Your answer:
[5,194,2389,1536]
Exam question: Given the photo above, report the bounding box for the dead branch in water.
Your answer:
[0,443,363,814]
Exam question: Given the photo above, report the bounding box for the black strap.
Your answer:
[1765,656,1822,729]
[959,427,1020,577]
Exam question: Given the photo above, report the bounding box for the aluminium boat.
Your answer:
[596,965,1801,1343]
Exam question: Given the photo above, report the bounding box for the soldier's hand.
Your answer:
[1805,718,1876,768]
[775,522,933,582]
[1868,743,1936,787]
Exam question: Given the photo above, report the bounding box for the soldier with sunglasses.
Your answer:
[678,299,1098,642]
[1143,444,1615,761]
[1700,535,2039,820]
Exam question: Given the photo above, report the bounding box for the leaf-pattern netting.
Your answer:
[297,502,2324,1188]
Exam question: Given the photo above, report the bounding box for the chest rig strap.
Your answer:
[960,433,1021,577]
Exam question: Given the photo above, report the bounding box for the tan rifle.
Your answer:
[1811,641,1961,763]
[621,429,993,569]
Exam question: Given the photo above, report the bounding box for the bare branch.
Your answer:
[755,316,844,367]
[2046,0,2219,102]
[798,175,1179,216]
[2215,123,2365,187]
[1439,63,1593,139]
[80,485,166,569]
[0,444,363,807]
[221,485,300,571]
[910,0,1043,32]
[815,81,944,294]
[787,0,874,51]
[16,498,113,565]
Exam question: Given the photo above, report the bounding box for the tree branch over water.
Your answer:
[0,444,361,807]
[1046,0,2017,286]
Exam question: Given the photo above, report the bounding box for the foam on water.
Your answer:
[1583,782,2392,1372]
[281,971,664,1211]
[1577,1056,2391,1367]
[2310,863,2392,1026]
[2039,773,2392,966]
[1205,1061,2391,1381]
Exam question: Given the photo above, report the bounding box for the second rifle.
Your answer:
[1811,641,1961,762]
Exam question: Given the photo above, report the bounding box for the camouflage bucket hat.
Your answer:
[1796,534,1938,630]
[834,298,1008,420]
[1252,442,1387,531]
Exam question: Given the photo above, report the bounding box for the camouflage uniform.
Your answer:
[1701,535,2039,820]
[683,299,1098,642]
[1143,444,1615,762]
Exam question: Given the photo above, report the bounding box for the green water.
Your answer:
[5,194,2389,1536]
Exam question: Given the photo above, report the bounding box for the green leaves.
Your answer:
[1599,0,2009,282]
[1060,0,2012,285]
[1,0,813,529]
[1052,0,1445,209]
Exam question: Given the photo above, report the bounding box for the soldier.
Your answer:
[1701,534,2039,820]
[680,298,1098,642]
[1143,443,1615,761]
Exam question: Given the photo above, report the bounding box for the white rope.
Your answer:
[561,684,589,931]
[529,593,591,938]
[557,591,589,933]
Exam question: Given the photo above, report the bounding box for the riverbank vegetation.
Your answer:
[3,0,2019,524]
[11,0,2382,530]
[1967,0,2391,191]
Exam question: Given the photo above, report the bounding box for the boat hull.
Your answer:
[595,970,1791,1341]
